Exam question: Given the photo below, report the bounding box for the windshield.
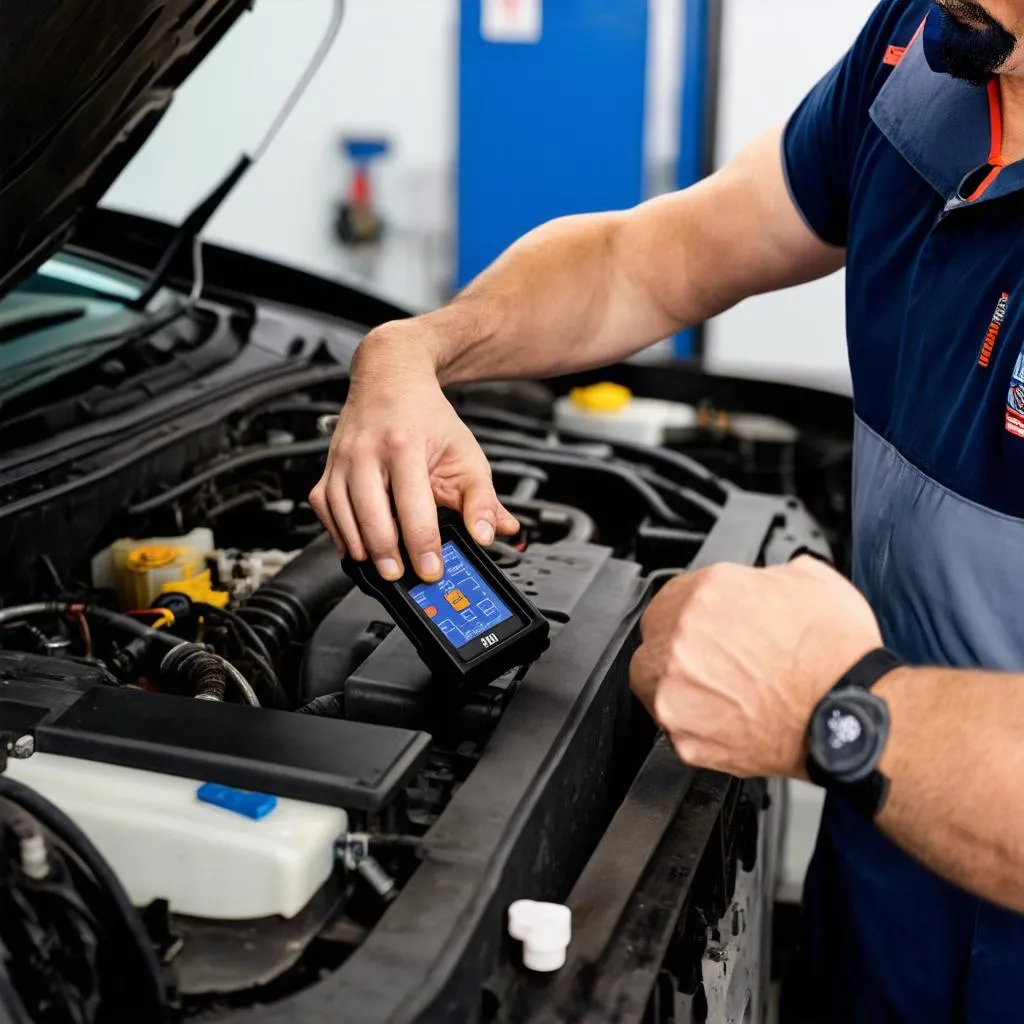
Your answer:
[0,253,153,399]
[0,252,142,343]
[16,251,143,304]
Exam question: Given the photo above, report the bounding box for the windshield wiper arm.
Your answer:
[0,307,86,345]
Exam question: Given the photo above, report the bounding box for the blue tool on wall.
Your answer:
[336,136,391,247]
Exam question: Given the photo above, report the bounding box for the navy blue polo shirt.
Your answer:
[784,12,1024,1016]
[783,0,1024,671]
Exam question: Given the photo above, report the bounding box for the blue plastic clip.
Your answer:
[196,783,277,821]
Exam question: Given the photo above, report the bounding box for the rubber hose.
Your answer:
[162,643,226,702]
[0,777,170,1022]
[0,603,178,650]
[239,532,353,668]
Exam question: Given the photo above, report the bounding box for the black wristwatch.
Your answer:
[805,648,903,819]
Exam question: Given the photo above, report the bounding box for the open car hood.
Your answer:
[0,0,251,301]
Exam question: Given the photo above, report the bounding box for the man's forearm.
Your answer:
[354,126,844,389]
[873,666,1024,911]
[372,209,691,388]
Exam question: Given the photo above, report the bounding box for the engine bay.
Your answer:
[0,318,852,1022]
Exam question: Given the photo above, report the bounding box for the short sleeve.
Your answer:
[782,0,923,247]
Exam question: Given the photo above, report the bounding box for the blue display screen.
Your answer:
[408,542,514,649]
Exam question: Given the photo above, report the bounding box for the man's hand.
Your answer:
[629,557,883,779]
[309,328,518,582]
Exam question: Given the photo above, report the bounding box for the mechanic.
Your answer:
[310,1,1024,1019]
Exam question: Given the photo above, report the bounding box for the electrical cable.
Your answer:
[252,0,347,162]
[0,777,170,1023]
[0,603,179,650]
[188,233,205,307]
[72,610,93,658]
[136,0,347,310]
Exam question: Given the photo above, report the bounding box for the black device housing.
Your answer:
[343,510,550,689]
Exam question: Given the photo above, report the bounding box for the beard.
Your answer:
[924,2,1016,85]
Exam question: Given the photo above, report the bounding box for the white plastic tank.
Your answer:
[554,382,697,446]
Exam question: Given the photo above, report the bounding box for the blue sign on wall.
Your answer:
[457,0,649,289]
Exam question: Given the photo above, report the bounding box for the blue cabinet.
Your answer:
[457,0,649,288]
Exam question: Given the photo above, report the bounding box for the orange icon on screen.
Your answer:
[424,606,438,618]
[445,589,470,612]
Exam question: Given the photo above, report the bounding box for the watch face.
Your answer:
[809,689,889,783]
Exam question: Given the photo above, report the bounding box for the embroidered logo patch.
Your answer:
[1006,349,1024,438]
[980,292,1010,368]
[883,44,907,67]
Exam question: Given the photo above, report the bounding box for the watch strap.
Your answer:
[806,647,903,819]
[806,744,891,819]
[834,647,904,695]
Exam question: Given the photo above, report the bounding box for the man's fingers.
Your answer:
[309,477,346,556]
[461,475,505,547]
[321,501,347,557]
[326,474,367,562]
[496,502,521,537]
[391,442,443,581]
[628,644,659,714]
[348,460,403,580]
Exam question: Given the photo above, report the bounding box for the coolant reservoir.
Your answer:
[92,528,222,610]
[554,382,697,446]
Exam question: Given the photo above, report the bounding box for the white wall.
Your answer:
[106,0,685,312]
[107,0,873,375]
[106,0,459,309]
[705,0,878,392]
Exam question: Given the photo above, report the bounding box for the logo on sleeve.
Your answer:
[980,292,1010,368]
[1005,347,1024,438]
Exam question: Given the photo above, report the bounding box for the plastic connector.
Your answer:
[508,900,572,972]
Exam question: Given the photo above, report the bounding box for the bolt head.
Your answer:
[10,735,34,759]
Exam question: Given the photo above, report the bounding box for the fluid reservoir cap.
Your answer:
[569,382,632,415]
[127,545,178,571]
[508,899,572,972]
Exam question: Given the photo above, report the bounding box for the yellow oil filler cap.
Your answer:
[118,543,205,609]
[569,382,633,415]
[126,546,178,571]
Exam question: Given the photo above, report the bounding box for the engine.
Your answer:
[0,373,848,1024]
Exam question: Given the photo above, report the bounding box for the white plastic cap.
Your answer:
[508,900,572,972]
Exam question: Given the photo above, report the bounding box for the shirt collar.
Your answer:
[870,15,1024,211]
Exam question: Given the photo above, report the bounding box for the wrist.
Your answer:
[871,665,912,781]
[351,322,441,389]
[804,648,903,819]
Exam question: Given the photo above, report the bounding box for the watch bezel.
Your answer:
[808,688,890,784]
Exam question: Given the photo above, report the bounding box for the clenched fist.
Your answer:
[629,556,883,779]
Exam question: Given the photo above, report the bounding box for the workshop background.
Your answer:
[103,0,876,906]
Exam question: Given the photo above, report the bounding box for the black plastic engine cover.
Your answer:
[1,668,431,812]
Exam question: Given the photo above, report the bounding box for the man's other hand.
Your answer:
[629,556,883,779]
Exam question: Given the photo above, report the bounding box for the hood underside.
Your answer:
[0,0,251,301]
